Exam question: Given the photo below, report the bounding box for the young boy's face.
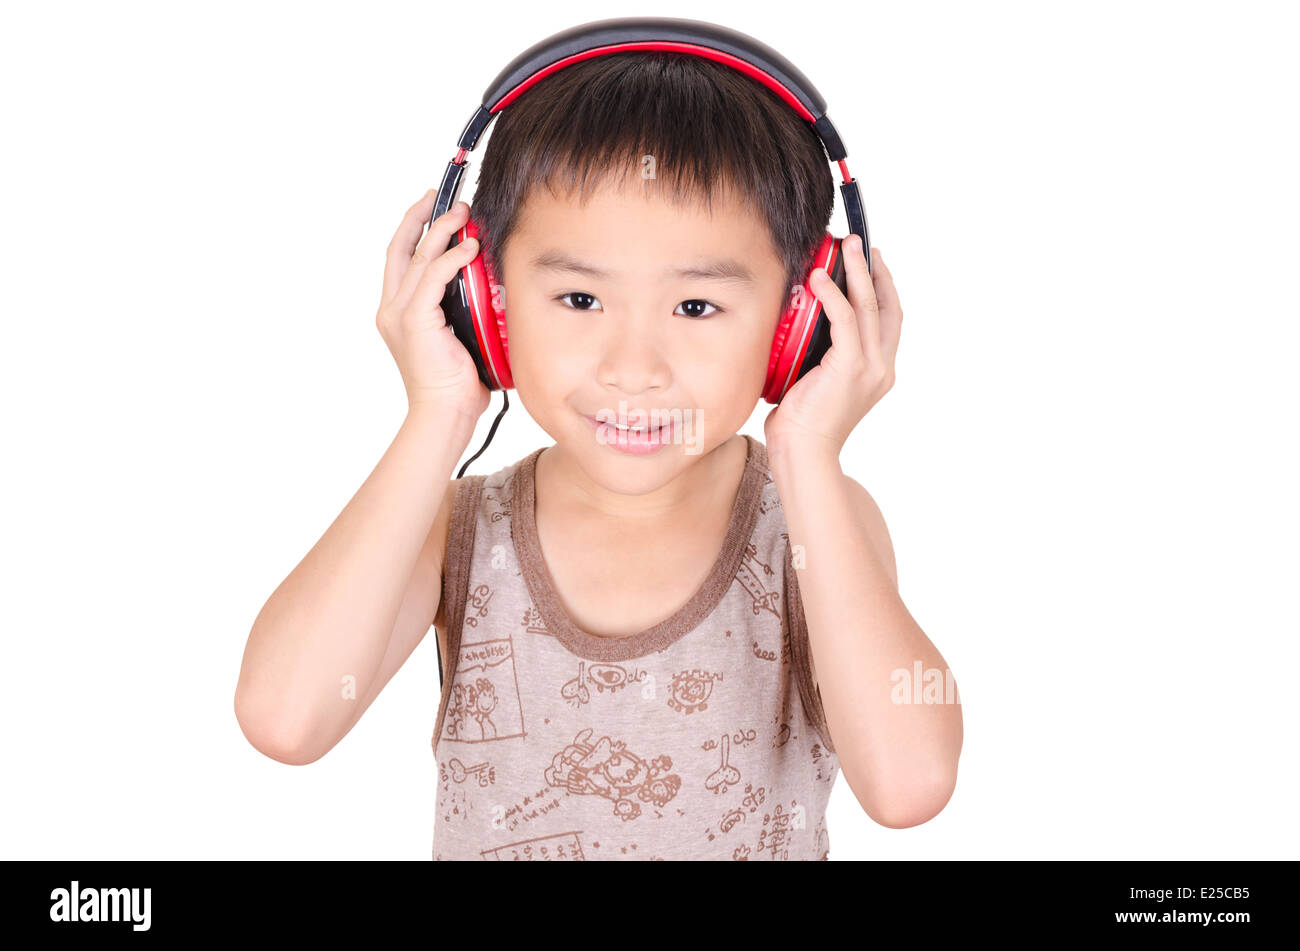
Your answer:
[500,172,789,490]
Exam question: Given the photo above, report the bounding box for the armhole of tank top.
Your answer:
[784,537,837,755]
[432,473,487,751]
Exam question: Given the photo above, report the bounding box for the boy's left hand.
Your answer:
[763,237,902,459]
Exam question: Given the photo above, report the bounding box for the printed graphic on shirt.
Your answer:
[811,742,836,783]
[703,781,768,844]
[560,660,650,708]
[704,731,746,795]
[441,635,526,743]
[521,604,551,636]
[496,783,564,832]
[752,798,801,860]
[544,727,682,821]
[436,759,471,826]
[666,667,724,714]
[443,756,496,786]
[735,540,782,622]
[481,830,585,861]
[463,583,494,629]
[485,488,512,524]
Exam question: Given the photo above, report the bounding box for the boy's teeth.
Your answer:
[594,413,671,433]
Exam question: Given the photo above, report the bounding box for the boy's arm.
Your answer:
[805,479,897,697]
[324,474,459,750]
[772,445,962,829]
[234,405,474,765]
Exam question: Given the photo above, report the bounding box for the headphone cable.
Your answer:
[455,388,509,478]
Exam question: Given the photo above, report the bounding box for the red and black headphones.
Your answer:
[430,17,873,475]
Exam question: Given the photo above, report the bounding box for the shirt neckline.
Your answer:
[511,433,766,662]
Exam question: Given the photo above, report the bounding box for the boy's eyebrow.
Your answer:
[530,249,755,284]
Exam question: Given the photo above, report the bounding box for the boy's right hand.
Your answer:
[376,193,490,422]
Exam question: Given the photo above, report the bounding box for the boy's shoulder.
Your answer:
[750,436,897,588]
[840,471,899,589]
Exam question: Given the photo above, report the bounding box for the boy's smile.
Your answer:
[500,171,789,517]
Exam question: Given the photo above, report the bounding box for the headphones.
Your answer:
[428,17,873,476]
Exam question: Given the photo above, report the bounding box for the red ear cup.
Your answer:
[440,215,513,390]
[762,232,844,403]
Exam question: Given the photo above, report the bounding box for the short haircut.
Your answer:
[469,51,836,302]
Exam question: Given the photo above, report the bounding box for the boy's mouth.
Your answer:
[583,412,666,433]
[585,413,676,433]
[582,412,676,453]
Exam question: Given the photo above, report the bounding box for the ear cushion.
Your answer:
[440,216,513,390]
[763,232,843,403]
[479,238,510,376]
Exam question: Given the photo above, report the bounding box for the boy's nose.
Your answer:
[595,318,671,395]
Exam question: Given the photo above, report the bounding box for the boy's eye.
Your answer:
[554,291,603,312]
[674,299,720,319]
[552,293,722,319]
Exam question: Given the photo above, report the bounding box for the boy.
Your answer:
[235,51,961,860]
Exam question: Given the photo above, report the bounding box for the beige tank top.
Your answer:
[432,434,839,860]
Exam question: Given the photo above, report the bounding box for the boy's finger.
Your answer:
[391,199,472,310]
[873,250,903,365]
[810,265,862,363]
[406,237,481,326]
[382,189,439,303]
[843,236,881,365]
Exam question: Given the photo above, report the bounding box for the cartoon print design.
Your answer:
[701,728,756,751]
[705,732,742,795]
[544,728,682,821]
[667,667,723,714]
[441,636,526,744]
[561,661,649,708]
[734,541,781,620]
[499,786,563,832]
[448,678,498,739]
[522,604,551,636]
[738,783,767,814]
[485,489,512,524]
[445,757,496,787]
[463,583,493,629]
[703,779,769,843]
[707,800,748,841]
[436,764,471,825]
[481,830,585,861]
[720,807,746,834]
[756,801,797,860]
[812,742,837,782]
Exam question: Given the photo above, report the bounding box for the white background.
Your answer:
[2,0,1297,860]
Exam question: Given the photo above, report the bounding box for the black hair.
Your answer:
[469,51,836,298]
